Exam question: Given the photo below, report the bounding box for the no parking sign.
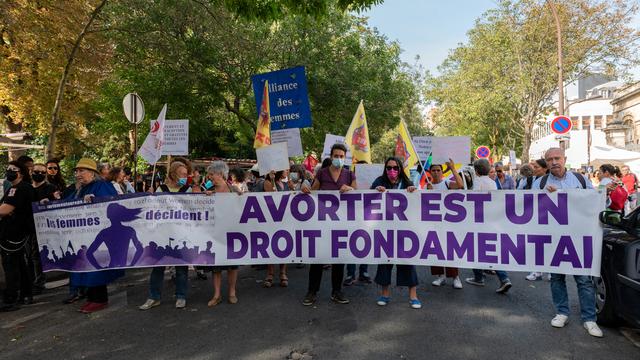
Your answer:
[551,116,572,135]
[476,145,491,159]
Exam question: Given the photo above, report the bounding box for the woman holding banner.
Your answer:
[64,158,121,313]
[205,161,240,307]
[370,157,422,309]
[139,161,192,311]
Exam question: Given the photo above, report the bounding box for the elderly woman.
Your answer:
[0,161,36,312]
[64,158,121,313]
[205,161,240,307]
[139,161,192,311]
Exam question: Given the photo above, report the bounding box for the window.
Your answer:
[606,115,614,126]
[582,117,590,129]
[594,115,603,129]
[571,116,579,130]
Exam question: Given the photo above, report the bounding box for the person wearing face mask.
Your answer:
[301,143,357,306]
[0,161,36,311]
[139,161,192,311]
[288,164,310,191]
[370,157,422,309]
[29,163,57,293]
[32,163,58,201]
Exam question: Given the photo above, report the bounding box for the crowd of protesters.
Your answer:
[1,145,635,339]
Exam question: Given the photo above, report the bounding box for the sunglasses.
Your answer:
[386,166,400,171]
[33,171,47,175]
[48,167,59,170]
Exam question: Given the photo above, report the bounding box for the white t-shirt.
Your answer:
[430,180,450,190]
[473,176,498,191]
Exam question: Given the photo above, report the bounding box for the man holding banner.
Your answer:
[533,147,603,338]
[301,143,356,306]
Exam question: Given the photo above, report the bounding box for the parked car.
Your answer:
[596,210,640,327]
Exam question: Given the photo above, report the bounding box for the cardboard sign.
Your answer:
[256,142,290,175]
[354,164,385,190]
[321,134,353,164]
[271,128,303,157]
[431,136,470,165]
[412,136,433,160]
[149,119,189,156]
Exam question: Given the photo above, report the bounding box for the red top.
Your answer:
[621,173,637,193]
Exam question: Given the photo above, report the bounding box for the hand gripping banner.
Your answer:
[34,190,606,276]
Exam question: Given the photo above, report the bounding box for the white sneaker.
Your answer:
[526,272,541,281]
[583,321,603,337]
[431,275,446,286]
[138,299,161,310]
[452,276,463,289]
[175,298,186,309]
[551,314,569,328]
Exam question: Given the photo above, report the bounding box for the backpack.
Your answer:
[538,172,587,189]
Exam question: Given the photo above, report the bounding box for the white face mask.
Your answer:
[281,177,288,183]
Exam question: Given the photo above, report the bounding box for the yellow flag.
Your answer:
[254,80,271,148]
[394,120,420,177]
[344,100,371,164]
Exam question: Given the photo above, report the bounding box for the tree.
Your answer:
[426,0,640,162]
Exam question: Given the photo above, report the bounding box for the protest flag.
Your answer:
[138,104,167,165]
[254,80,271,149]
[344,100,371,164]
[303,153,319,173]
[394,120,421,178]
[419,153,433,189]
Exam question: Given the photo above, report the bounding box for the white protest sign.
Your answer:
[322,134,353,164]
[256,142,290,175]
[354,164,384,190]
[271,128,303,157]
[412,136,433,160]
[431,136,470,165]
[509,150,517,168]
[149,119,189,155]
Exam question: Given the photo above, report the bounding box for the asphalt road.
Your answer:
[1,266,638,360]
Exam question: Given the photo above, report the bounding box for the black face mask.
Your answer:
[5,170,18,182]
[32,173,46,183]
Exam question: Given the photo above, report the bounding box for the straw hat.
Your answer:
[74,158,99,173]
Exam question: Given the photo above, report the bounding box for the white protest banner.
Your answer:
[150,119,189,156]
[256,142,290,175]
[322,134,353,164]
[355,164,384,190]
[412,136,433,160]
[36,190,606,276]
[138,104,167,164]
[431,136,471,165]
[271,128,303,157]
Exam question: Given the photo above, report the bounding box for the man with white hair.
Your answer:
[532,147,602,338]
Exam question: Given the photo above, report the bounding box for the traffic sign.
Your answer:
[476,145,491,159]
[551,116,572,135]
[123,93,145,124]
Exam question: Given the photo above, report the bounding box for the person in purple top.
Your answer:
[301,143,356,306]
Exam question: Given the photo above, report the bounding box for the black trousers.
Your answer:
[308,264,344,294]
[1,247,33,304]
[86,285,108,303]
[25,235,45,287]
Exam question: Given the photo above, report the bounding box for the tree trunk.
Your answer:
[521,118,533,164]
[46,0,108,159]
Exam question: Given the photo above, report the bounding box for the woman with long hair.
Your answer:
[371,157,421,309]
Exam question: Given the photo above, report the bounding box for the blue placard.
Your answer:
[251,66,312,129]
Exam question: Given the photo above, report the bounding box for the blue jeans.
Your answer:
[149,266,188,300]
[346,264,368,279]
[472,269,510,283]
[550,274,596,322]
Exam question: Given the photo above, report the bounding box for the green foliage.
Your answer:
[425,0,639,162]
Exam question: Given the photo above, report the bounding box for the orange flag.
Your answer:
[254,80,271,148]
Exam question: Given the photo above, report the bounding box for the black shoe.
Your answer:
[19,297,34,305]
[0,303,21,312]
[331,291,349,304]
[62,293,84,304]
[196,271,207,280]
[496,281,512,294]
[343,276,354,286]
[358,273,372,284]
[302,292,317,306]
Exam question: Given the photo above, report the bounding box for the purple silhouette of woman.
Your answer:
[86,203,143,269]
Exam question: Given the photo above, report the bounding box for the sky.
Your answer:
[362,0,640,79]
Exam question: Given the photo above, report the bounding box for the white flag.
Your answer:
[138,104,167,164]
